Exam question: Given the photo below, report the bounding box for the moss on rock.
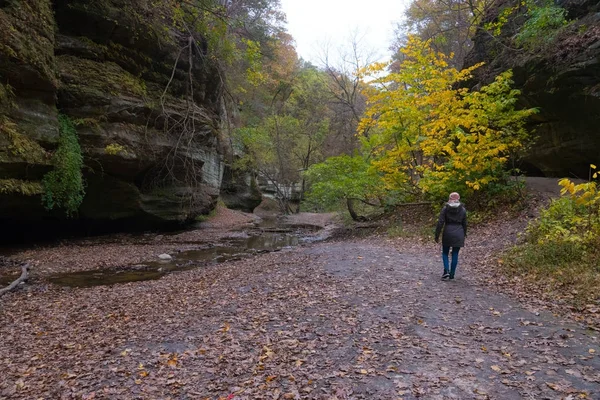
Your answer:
[58,55,148,103]
[0,0,56,89]
[0,116,50,164]
[0,178,43,196]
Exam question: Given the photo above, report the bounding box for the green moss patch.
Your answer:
[0,83,14,113]
[0,116,50,164]
[0,0,56,87]
[0,178,43,196]
[58,55,148,100]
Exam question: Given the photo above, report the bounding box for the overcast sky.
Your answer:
[279,0,410,66]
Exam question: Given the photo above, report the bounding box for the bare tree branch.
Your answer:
[0,263,30,298]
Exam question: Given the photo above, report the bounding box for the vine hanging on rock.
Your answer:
[42,114,85,216]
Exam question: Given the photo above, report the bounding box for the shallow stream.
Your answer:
[47,231,303,288]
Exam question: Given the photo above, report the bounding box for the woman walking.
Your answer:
[435,192,467,280]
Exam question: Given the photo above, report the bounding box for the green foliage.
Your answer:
[360,36,535,207]
[0,179,43,196]
[236,115,302,178]
[515,1,568,49]
[528,170,600,246]
[242,38,266,86]
[484,3,521,36]
[42,115,85,216]
[526,197,590,246]
[234,63,335,212]
[484,0,567,50]
[505,167,600,304]
[304,155,383,209]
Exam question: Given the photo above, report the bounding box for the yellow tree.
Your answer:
[360,36,536,203]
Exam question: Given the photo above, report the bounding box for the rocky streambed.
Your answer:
[0,207,339,290]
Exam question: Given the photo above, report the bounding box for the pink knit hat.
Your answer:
[448,192,460,202]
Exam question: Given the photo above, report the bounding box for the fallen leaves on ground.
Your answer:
[0,207,599,398]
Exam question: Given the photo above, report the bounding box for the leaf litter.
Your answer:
[0,208,599,399]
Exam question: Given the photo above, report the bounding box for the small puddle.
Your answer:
[48,233,300,288]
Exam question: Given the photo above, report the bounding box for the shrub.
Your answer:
[42,115,85,216]
[515,1,568,50]
[504,167,600,304]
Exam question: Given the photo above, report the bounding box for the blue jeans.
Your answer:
[442,246,460,277]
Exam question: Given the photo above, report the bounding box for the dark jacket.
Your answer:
[435,203,467,247]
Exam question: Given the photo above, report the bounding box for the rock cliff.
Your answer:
[464,0,600,177]
[0,0,227,235]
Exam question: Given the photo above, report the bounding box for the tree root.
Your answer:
[0,263,30,297]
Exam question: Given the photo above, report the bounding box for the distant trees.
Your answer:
[393,0,489,68]
[394,0,569,68]
[234,61,334,213]
[306,37,536,218]
[225,0,556,218]
[231,32,375,213]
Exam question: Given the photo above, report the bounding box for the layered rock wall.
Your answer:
[0,0,226,232]
[464,0,600,177]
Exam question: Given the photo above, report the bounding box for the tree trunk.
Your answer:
[346,198,360,221]
[295,177,306,214]
[0,263,30,298]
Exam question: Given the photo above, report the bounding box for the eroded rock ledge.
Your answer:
[0,0,226,237]
[464,0,600,177]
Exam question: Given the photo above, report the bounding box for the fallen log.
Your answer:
[0,263,30,297]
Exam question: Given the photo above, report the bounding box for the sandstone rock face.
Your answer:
[220,166,262,213]
[464,0,600,177]
[0,0,226,230]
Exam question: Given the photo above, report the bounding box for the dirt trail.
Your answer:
[1,232,599,399]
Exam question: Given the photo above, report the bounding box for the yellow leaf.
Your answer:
[359,369,368,375]
[591,164,597,169]
[135,379,142,385]
[266,375,277,382]
[491,365,501,372]
[589,348,596,354]
[139,370,149,377]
